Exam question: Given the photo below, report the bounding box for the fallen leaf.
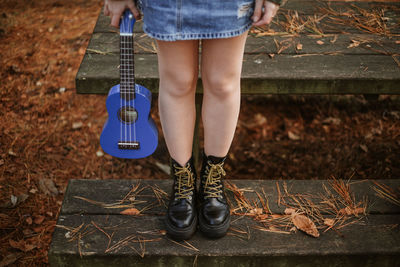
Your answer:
[288,131,300,140]
[8,149,17,157]
[322,117,341,125]
[324,218,335,227]
[38,178,58,196]
[347,39,360,48]
[10,195,18,206]
[26,217,33,225]
[72,122,83,129]
[250,208,263,215]
[253,113,267,126]
[120,208,140,215]
[360,144,368,153]
[9,239,36,252]
[284,208,296,215]
[34,215,45,225]
[353,207,365,215]
[256,214,269,220]
[340,206,365,216]
[291,213,320,237]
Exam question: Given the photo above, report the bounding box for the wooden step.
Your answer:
[76,0,400,95]
[49,179,400,266]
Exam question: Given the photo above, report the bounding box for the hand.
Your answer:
[252,0,280,26]
[104,0,141,28]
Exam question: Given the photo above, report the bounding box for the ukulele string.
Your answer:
[123,34,127,144]
[131,27,136,143]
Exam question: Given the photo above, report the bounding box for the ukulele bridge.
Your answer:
[118,141,140,150]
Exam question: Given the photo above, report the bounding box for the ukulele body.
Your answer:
[100,83,158,159]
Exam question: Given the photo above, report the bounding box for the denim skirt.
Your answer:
[137,0,255,41]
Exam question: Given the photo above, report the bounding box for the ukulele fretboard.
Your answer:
[120,34,135,100]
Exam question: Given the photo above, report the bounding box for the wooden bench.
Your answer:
[50,1,400,265]
[49,178,400,266]
[75,0,400,167]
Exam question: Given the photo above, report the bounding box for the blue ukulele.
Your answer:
[100,10,158,159]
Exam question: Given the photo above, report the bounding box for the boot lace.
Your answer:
[203,162,226,198]
[173,165,195,200]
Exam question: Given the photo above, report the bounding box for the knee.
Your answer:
[202,73,240,99]
[160,71,198,98]
[203,77,240,99]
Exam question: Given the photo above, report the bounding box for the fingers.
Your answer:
[252,1,279,27]
[110,13,122,28]
[127,1,141,20]
[251,0,263,23]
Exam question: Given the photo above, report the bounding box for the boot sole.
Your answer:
[164,214,198,241]
[198,212,231,238]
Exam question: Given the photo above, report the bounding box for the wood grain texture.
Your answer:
[49,178,400,267]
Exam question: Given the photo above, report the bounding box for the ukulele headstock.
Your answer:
[120,10,135,34]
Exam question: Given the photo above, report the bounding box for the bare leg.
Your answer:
[200,31,249,157]
[156,40,199,166]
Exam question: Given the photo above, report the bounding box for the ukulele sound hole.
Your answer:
[118,106,138,124]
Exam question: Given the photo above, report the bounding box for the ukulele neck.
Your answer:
[120,33,135,100]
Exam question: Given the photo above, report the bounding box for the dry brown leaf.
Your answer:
[257,214,269,220]
[291,213,320,237]
[288,131,300,141]
[9,239,36,252]
[324,218,335,227]
[38,178,58,196]
[284,208,296,215]
[26,217,33,225]
[34,215,45,225]
[348,39,360,48]
[120,208,140,215]
[250,207,263,215]
[353,207,365,215]
[340,206,365,216]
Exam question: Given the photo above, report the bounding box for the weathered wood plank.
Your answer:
[93,1,400,34]
[76,53,400,94]
[60,179,400,215]
[49,213,400,266]
[86,32,400,55]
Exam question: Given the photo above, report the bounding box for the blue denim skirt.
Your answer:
[137,0,254,41]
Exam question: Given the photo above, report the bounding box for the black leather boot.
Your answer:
[165,155,198,240]
[198,152,230,238]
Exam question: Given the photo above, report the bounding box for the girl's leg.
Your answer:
[200,31,249,157]
[156,40,199,166]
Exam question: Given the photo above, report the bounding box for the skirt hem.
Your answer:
[142,22,253,41]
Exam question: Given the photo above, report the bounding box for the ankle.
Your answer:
[202,151,227,165]
[170,154,194,168]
